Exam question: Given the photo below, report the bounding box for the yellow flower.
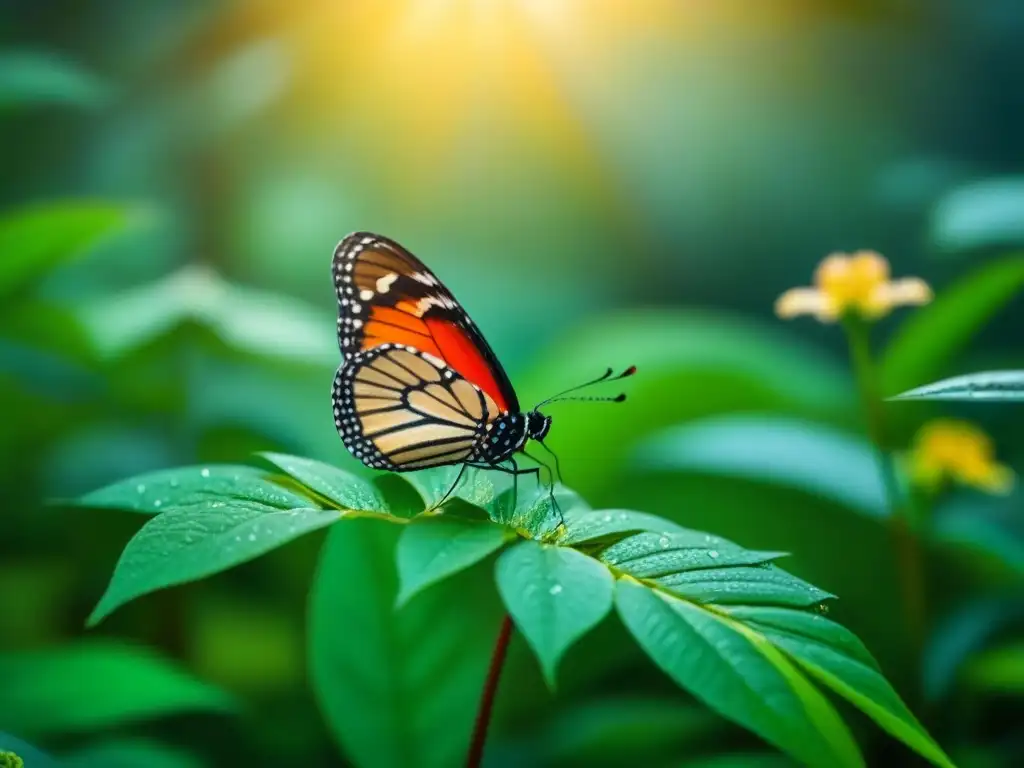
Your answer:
[906,419,1015,495]
[775,250,932,322]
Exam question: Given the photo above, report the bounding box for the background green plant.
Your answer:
[2,2,1023,767]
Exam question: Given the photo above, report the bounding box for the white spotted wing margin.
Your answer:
[332,343,507,472]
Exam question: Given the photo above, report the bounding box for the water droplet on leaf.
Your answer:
[549,584,563,595]
[136,484,146,494]
[708,550,719,559]
[200,468,211,478]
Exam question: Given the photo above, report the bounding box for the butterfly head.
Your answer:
[526,410,552,443]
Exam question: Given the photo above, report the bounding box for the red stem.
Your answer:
[466,614,514,768]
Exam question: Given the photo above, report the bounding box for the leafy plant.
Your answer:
[75,454,954,768]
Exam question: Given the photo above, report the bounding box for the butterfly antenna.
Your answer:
[535,365,636,408]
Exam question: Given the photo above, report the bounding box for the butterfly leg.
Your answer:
[519,449,564,529]
[468,460,540,519]
[431,463,468,512]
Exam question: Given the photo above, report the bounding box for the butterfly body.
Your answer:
[330,233,552,476]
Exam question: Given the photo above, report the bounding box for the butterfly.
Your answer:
[330,231,634,510]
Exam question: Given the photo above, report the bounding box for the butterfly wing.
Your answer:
[333,343,502,471]
[332,232,519,413]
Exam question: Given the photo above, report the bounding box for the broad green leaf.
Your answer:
[0,202,131,298]
[402,465,497,511]
[0,642,234,737]
[634,416,887,518]
[881,255,1024,397]
[965,641,1024,694]
[77,264,336,366]
[260,452,389,513]
[0,732,58,768]
[486,482,585,537]
[310,520,502,768]
[529,697,727,766]
[517,310,855,499]
[396,517,511,606]
[0,301,96,363]
[0,52,107,109]
[75,464,308,515]
[729,606,955,768]
[557,508,690,546]
[656,566,833,608]
[930,178,1024,253]
[495,540,614,687]
[890,370,1024,402]
[88,493,337,625]
[615,579,862,768]
[63,739,204,768]
[599,531,787,578]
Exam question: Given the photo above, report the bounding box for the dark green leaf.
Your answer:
[88,493,337,625]
[0,52,107,109]
[965,642,1024,694]
[396,517,511,606]
[310,520,502,768]
[557,508,691,546]
[63,739,204,768]
[881,255,1024,397]
[495,540,614,687]
[0,642,234,737]
[402,465,498,511]
[75,465,309,515]
[890,370,1024,402]
[0,202,132,298]
[615,579,862,768]
[728,606,955,768]
[656,566,833,608]
[600,531,787,578]
[634,416,886,518]
[260,452,389,513]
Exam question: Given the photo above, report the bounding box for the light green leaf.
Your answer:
[310,520,502,768]
[656,565,833,608]
[0,52,107,109]
[731,607,955,768]
[396,517,511,606]
[557,508,690,546]
[402,465,497,511]
[615,579,862,768]
[599,531,787,578]
[486,482,585,537]
[0,642,234,737]
[63,739,204,768]
[77,264,336,366]
[75,464,308,515]
[88,494,337,625]
[634,416,887,518]
[260,452,389,513]
[890,370,1024,402]
[495,540,614,687]
[0,202,132,298]
[881,255,1024,397]
[965,641,1024,694]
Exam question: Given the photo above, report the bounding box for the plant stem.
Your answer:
[843,318,927,660]
[466,614,514,768]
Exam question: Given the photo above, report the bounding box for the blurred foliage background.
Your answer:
[1,0,1022,766]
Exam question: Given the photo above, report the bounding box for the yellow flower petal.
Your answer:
[774,287,836,320]
[872,277,933,311]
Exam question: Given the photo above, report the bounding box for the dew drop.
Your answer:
[602,513,613,523]
[200,468,211,478]
[708,550,719,559]
[136,484,146,494]
[618,512,628,520]
[153,499,162,508]
[248,532,257,542]
[658,536,670,548]
[549,584,563,595]
[169,478,180,488]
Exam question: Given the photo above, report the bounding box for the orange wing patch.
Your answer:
[426,317,510,412]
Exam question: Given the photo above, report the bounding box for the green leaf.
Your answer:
[62,739,204,768]
[0,202,132,298]
[310,520,503,768]
[557,508,690,546]
[729,606,956,768]
[0,52,107,109]
[615,579,862,768]
[495,540,614,687]
[880,255,1024,397]
[88,487,337,625]
[599,531,787,578]
[930,178,1024,254]
[634,416,887,518]
[75,464,309,515]
[402,465,498,511]
[965,641,1024,694]
[0,301,96,363]
[76,264,336,366]
[0,732,58,768]
[0,642,234,737]
[396,517,511,606]
[260,452,389,513]
[656,565,834,608]
[890,370,1024,402]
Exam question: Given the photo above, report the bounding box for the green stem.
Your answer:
[843,318,927,664]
